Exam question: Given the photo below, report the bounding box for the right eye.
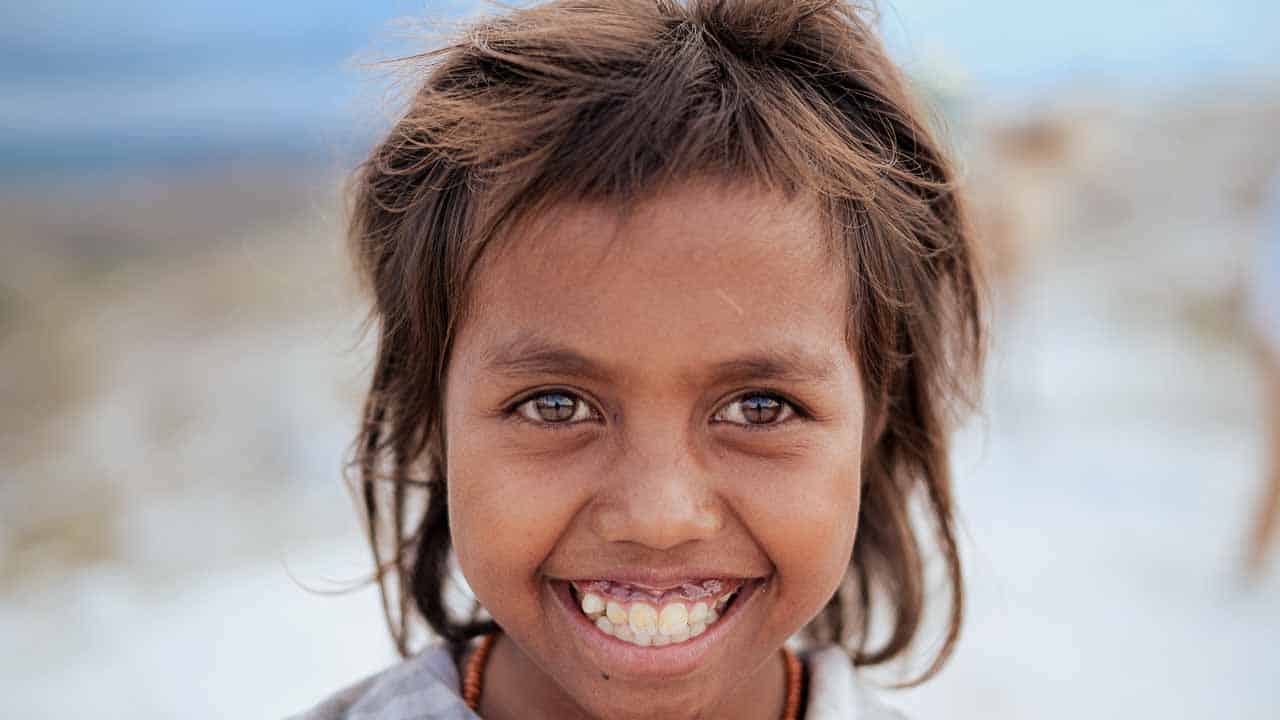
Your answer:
[512,391,598,426]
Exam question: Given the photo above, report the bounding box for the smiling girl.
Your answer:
[297,1,983,718]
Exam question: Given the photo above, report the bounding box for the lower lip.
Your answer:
[547,577,764,678]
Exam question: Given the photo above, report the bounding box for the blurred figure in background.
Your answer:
[1246,168,1280,578]
[970,117,1072,298]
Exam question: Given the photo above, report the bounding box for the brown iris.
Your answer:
[740,395,782,424]
[533,393,577,422]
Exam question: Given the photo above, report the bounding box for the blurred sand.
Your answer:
[2,86,1279,717]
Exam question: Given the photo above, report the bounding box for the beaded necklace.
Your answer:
[462,633,803,720]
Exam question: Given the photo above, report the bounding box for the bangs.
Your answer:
[370,0,945,243]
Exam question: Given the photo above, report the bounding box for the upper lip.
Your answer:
[553,568,767,591]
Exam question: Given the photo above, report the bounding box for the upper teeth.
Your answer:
[581,593,606,615]
[579,590,733,647]
[657,603,687,635]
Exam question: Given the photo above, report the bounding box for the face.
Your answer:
[443,179,866,720]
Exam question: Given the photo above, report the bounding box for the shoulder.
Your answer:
[803,645,909,720]
[286,644,477,720]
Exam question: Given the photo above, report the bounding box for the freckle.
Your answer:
[601,672,610,680]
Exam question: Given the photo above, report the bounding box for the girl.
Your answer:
[298,1,983,718]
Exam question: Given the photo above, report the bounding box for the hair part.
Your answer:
[347,0,983,682]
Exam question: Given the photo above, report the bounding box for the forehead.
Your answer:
[456,181,853,383]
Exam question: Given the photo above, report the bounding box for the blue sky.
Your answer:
[2,1,1276,177]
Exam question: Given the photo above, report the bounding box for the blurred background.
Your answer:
[2,1,1279,717]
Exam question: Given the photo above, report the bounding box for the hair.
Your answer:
[346,0,983,685]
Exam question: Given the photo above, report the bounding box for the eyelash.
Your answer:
[505,388,808,432]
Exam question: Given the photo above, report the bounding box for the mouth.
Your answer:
[568,578,741,647]
[548,574,766,677]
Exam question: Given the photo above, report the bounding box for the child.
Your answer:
[297,1,983,717]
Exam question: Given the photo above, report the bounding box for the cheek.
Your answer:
[446,424,591,602]
[731,447,861,606]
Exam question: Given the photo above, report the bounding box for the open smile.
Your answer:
[547,575,767,678]
[570,578,740,646]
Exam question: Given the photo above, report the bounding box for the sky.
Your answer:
[2,0,1277,178]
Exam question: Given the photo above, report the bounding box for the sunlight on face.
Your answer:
[443,179,866,720]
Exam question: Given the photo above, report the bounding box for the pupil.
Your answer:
[742,395,780,423]
[537,394,575,421]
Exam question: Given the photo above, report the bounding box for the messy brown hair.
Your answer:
[347,0,983,684]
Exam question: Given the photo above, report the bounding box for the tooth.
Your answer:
[652,633,671,646]
[689,602,709,625]
[715,594,731,611]
[614,624,634,642]
[595,617,614,634]
[690,621,706,637]
[707,609,719,625]
[581,592,605,616]
[658,603,689,637]
[670,628,690,643]
[606,601,628,625]
[632,631,653,647]
[628,603,657,634]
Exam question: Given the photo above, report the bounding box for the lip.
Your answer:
[569,577,739,604]
[558,568,758,591]
[547,575,766,679]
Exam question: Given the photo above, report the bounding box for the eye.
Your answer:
[712,392,799,428]
[512,390,598,426]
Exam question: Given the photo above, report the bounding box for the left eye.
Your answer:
[514,391,597,424]
[713,393,797,426]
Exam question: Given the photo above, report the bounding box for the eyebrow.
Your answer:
[478,331,841,386]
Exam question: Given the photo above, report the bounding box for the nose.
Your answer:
[589,433,725,551]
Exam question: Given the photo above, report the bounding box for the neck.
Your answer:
[474,633,789,720]
[477,634,591,720]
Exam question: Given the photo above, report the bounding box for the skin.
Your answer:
[443,179,867,720]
